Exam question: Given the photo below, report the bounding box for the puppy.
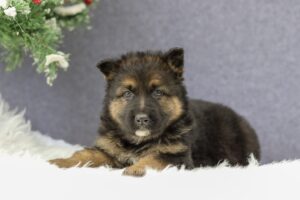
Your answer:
[50,48,260,176]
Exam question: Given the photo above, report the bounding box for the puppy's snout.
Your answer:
[134,114,150,127]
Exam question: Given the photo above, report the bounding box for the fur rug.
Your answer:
[0,94,299,200]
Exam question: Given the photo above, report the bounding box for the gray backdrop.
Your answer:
[1,0,300,164]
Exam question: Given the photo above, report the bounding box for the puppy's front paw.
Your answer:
[122,166,146,177]
[49,158,80,168]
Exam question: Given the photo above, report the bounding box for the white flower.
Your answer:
[45,18,60,33]
[45,8,51,14]
[21,7,31,15]
[45,53,69,70]
[46,75,57,87]
[4,7,17,18]
[0,0,8,9]
[54,3,86,17]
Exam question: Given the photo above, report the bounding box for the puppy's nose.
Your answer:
[134,114,150,127]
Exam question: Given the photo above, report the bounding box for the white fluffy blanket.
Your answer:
[0,95,299,200]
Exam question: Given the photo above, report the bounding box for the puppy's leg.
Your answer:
[123,154,168,177]
[49,148,114,168]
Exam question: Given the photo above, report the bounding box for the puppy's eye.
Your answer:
[123,91,134,100]
[152,89,164,97]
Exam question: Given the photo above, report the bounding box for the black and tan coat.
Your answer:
[50,48,260,176]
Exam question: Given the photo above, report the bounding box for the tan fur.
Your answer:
[167,125,194,139]
[151,142,188,154]
[169,65,183,75]
[148,72,163,86]
[115,87,126,97]
[144,55,161,64]
[49,148,113,168]
[106,74,115,81]
[167,60,184,76]
[95,135,137,164]
[148,78,162,87]
[115,76,137,97]
[122,154,168,177]
[109,99,127,126]
[139,96,145,110]
[160,96,183,123]
[121,76,137,88]
[120,55,140,67]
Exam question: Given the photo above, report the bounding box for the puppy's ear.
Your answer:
[97,59,119,80]
[164,48,184,78]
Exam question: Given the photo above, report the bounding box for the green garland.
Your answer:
[0,0,96,85]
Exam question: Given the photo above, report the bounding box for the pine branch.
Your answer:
[0,0,97,85]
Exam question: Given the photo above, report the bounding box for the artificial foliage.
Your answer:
[0,0,96,85]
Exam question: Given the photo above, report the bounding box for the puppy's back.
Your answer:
[188,99,260,166]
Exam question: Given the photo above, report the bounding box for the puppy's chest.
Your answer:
[115,148,143,165]
[95,136,188,165]
[95,137,151,165]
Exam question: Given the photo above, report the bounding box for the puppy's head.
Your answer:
[97,48,187,143]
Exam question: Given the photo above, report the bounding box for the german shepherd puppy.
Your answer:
[49,48,260,176]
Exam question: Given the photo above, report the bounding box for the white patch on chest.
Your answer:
[135,129,150,137]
